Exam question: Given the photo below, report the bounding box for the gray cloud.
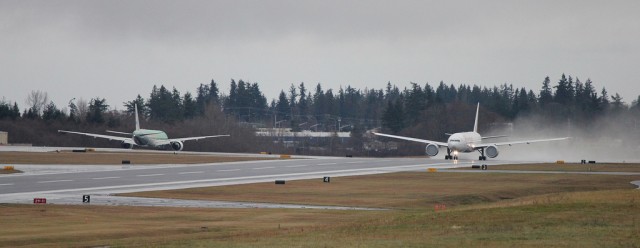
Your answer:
[1,0,640,109]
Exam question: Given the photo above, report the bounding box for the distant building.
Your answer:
[0,131,7,145]
[255,128,350,139]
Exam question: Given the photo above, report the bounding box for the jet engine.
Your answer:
[425,144,439,157]
[121,142,133,149]
[486,145,499,158]
[170,141,184,151]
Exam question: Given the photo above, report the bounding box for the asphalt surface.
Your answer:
[2,146,638,208]
[1,156,484,201]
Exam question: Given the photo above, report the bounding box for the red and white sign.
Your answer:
[33,198,47,204]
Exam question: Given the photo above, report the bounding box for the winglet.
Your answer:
[135,104,140,131]
[473,103,479,133]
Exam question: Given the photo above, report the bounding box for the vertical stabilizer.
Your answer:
[473,103,479,133]
[135,104,140,131]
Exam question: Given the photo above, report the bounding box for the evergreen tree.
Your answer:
[11,102,20,119]
[404,82,425,125]
[599,87,610,112]
[208,79,220,104]
[183,92,197,119]
[68,99,78,122]
[0,102,17,119]
[124,94,146,116]
[313,83,325,118]
[275,91,290,122]
[539,76,553,106]
[611,93,625,112]
[381,99,405,133]
[42,101,65,121]
[583,79,599,115]
[86,98,109,124]
[225,79,238,113]
[554,74,572,105]
[631,95,640,114]
[148,85,181,122]
[298,82,308,117]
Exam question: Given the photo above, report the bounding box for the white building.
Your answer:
[0,131,7,145]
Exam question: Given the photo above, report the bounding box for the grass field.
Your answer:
[0,151,275,165]
[2,171,639,247]
[122,172,638,209]
[485,163,640,172]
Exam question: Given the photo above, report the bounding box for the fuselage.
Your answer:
[132,129,169,147]
[447,132,482,153]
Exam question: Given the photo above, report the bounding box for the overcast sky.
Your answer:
[1,0,639,110]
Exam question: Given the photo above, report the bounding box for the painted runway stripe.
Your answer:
[92,176,121,180]
[286,164,310,168]
[346,161,365,164]
[317,163,337,166]
[37,179,73,184]
[0,183,14,186]
[179,171,204,175]
[252,166,275,170]
[218,169,240,172]
[137,174,164,177]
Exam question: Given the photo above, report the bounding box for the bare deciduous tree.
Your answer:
[76,98,89,120]
[25,90,49,115]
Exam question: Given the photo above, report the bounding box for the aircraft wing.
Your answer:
[171,134,230,143]
[58,130,135,144]
[476,137,570,147]
[372,132,448,147]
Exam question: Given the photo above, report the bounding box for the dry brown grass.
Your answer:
[0,151,275,165]
[3,170,640,247]
[123,172,638,209]
[484,163,640,172]
[0,203,371,247]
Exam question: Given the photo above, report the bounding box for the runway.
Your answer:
[3,147,637,208]
[0,149,510,207]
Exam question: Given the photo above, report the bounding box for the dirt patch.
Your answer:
[0,151,276,165]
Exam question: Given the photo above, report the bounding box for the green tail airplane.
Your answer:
[59,105,229,151]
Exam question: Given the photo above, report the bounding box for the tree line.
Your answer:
[1,74,639,156]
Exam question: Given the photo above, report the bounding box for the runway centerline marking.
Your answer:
[286,164,310,168]
[317,163,337,166]
[252,167,275,170]
[37,180,73,184]
[218,169,240,172]
[92,177,120,180]
[0,183,14,186]
[137,174,164,177]
[346,161,365,164]
[178,171,204,175]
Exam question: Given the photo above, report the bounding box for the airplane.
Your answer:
[373,103,569,160]
[58,105,230,151]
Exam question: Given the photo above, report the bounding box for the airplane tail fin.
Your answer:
[473,103,479,133]
[135,104,140,131]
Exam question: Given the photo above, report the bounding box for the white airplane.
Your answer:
[58,105,230,151]
[373,103,569,160]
